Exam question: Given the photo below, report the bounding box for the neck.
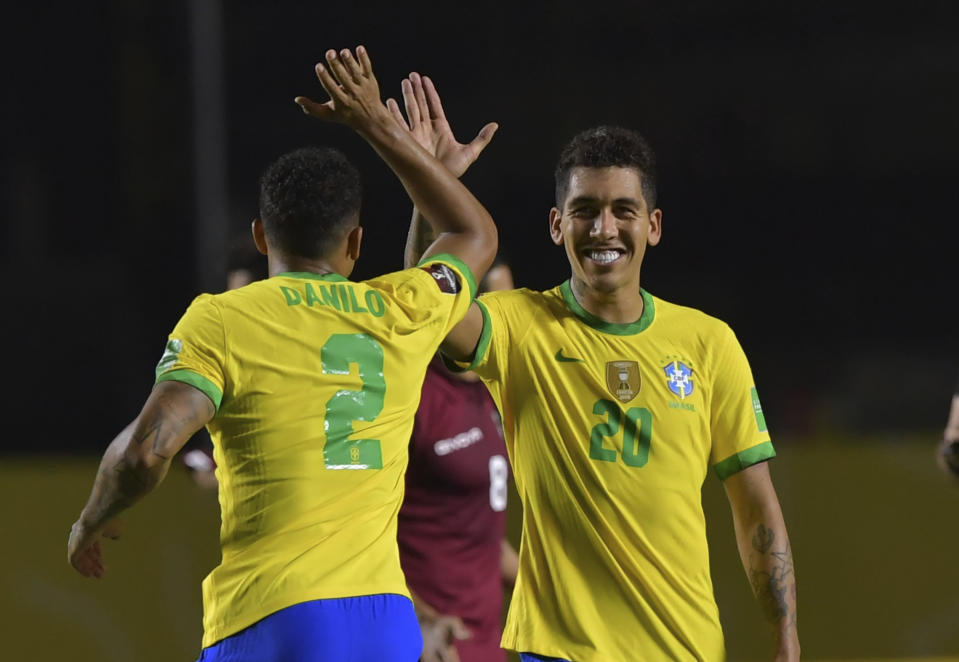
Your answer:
[570,277,645,324]
[268,254,343,278]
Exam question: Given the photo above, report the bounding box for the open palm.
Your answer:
[387,72,497,178]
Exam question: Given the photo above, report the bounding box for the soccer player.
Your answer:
[937,371,959,476]
[406,84,800,660]
[66,45,498,662]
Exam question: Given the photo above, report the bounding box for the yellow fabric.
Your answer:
[154,260,473,647]
[467,283,774,662]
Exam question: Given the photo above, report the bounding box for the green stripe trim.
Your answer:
[273,271,349,282]
[559,281,656,335]
[417,253,478,300]
[713,441,777,481]
[155,369,223,411]
[443,300,491,373]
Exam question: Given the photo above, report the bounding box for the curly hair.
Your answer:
[554,126,658,209]
[258,146,362,258]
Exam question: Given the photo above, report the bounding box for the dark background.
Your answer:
[2,1,956,453]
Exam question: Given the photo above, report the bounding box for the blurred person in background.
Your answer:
[401,70,800,662]
[937,371,959,477]
[401,257,519,662]
[67,46,498,662]
[389,76,516,662]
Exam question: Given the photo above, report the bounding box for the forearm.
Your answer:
[78,421,171,530]
[404,208,437,269]
[736,508,799,658]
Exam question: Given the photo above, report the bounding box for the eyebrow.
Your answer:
[567,196,642,208]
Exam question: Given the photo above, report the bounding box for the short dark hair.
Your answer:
[258,146,362,258]
[554,126,658,209]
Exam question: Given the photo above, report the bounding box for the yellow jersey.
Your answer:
[461,282,774,662]
[154,256,475,647]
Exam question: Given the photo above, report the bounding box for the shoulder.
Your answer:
[478,286,555,313]
[365,263,469,299]
[649,292,735,340]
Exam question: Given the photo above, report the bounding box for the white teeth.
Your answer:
[589,250,620,264]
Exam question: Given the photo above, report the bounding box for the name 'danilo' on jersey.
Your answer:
[280,282,386,317]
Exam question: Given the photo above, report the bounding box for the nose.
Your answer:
[590,208,618,240]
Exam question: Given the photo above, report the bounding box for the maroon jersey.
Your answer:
[398,357,510,662]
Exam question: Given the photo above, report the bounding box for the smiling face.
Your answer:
[549,166,662,298]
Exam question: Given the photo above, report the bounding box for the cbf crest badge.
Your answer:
[606,361,641,403]
[663,361,694,399]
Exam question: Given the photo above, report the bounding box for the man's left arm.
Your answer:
[68,380,215,578]
[723,461,800,662]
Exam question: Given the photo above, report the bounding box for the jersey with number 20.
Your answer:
[154,256,475,648]
[461,282,775,662]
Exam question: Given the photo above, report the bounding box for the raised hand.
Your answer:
[295,46,391,132]
[386,72,497,178]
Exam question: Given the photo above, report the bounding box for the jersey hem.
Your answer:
[201,585,412,648]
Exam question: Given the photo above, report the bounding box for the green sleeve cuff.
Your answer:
[713,441,776,481]
[155,369,223,411]
[442,299,492,373]
[417,252,478,300]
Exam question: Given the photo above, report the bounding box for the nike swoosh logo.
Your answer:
[555,349,584,363]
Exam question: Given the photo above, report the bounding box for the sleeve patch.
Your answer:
[420,263,461,294]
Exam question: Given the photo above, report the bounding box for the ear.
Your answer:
[346,225,363,261]
[647,208,663,247]
[251,218,269,255]
[548,207,564,246]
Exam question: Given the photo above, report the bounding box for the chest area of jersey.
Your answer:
[529,327,704,412]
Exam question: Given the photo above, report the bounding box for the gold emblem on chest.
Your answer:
[606,361,641,403]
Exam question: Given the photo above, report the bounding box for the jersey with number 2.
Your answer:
[154,258,475,648]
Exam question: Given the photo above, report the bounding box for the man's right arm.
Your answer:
[389,72,497,362]
[295,47,497,290]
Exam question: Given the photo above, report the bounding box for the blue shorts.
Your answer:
[520,654,573,662]
[196,594,422,662]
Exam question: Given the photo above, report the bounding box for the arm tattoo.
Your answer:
[748,524,797,631]
[752,523,774,553]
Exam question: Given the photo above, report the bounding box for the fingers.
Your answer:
[469,122,499,156]
[355,44,373,78]
[69,539,105,578]
[401,78,422,128]
[293,95,336,121]
[385,98,409,129]
[316,54,349,105]
[421,76,447,121]
[410,72,431,120]
[450,618,472,640]
[336,48,365,85]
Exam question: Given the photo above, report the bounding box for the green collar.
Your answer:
[559,280,656,336]
[273,272,349,282]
